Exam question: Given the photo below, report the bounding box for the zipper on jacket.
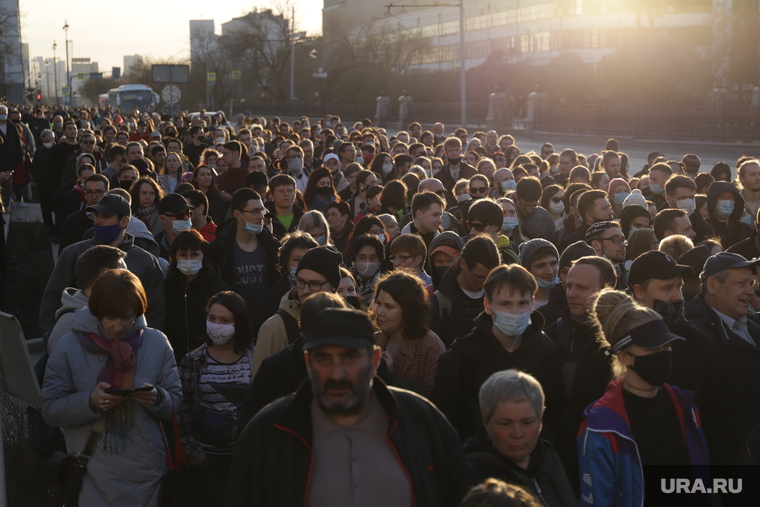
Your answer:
[532,478,550,507]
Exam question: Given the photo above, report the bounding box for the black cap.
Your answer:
[677,245,711,280]
[611,319,684,353]
[628,251,693,289]
[559,240,596,270]
[86,194,130,217]
[701,252,760,281]
[158,193,195,215]
[246,171,268,187]
[303,308,375,351]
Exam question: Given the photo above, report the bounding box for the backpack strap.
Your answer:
[277,308,301,345]
[433,290,453,322]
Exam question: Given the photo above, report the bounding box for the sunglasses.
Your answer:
[551,197,562,204]
[166,210,191,220]
[470,187,487,195]
[468,222,486,232]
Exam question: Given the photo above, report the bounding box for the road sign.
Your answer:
[162,104,182,116]
[77,72,85,80]
[152,64,190,84]
[232,70,241,80]
[207,72,216,82]
[62,86,71,96]
[161,85,181,104]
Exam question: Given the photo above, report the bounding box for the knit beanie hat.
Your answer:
[559,240,596,270]
[623,189,647,209]
[585,221,620,244]
[519,238,558,269]
[620,204,651,237]
[296,246,343,289]
[608,178,631,197]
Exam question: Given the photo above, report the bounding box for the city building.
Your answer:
[0,0,24,103]
[189,19,216,69]
[123,55,141,74]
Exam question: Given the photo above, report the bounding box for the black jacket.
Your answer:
[0,121,23,173]
[689,209,715,244]
[726,230,760,260]
[429,270,482,348]
[537,285,567,327]
[465,437,578,507]
[557,222,590,252]
[265,201,304,240]
[59,209,93,253]
[31,145,55,187]
[226,378,467,507]
[685,294,760,454]
[208,218,281,292]
[705,182,752,249]
[163,265,229,364]
[430,311,564,442]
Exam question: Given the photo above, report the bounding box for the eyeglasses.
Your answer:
[165,210,191,220]
[84,190,105,197]
[81,139,95,145]
[241,207,265,216]
[295,277,330,291]
[597,237,627,245]
[470,187,487,195]
[468,222,487,232]
[390,254,413,263]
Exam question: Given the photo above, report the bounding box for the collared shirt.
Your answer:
[711,307,756,346]
[308,395,412,507]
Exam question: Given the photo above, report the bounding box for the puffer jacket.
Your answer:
[705,181,751,248]
[41,309,182,507]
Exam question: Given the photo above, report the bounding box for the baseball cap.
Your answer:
[610,319,684,353]
[86,194,130,217]
[158,193,195,216]
[150,130,161,138]
[302,308,375,351]
[700,252,760,281]
[628,250,694,290]
[429,232,464,259]
[677,245,711,280]
[323,153,339,164]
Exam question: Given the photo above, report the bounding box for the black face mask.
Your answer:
[316,186,333,196]
[449,156,461,166]
[344,295,362,310]
[628,350,673,387]
[120,180,134,191]
[434,265,449,281]
[652,299,684,326]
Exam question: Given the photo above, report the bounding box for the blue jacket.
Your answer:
[577,380,709,507]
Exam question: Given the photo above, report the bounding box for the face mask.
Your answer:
[43,142,54,149]
[449,156,461,165]
[54,122,62,128]
[536,276,559,292]
[550,201,564,215]
[382,162,394,174]
[208,163,216,170]
[120,180,134,191]
[649,183,663,195]
[492,308,531,337]
[501,216,519,235]
[501,180,516,191]
[241,218,263,235]
[457,193,470,203]
[628,226,640,235]
[627,350,673,387]
[715,200,735,219]
[206,321,235,346]
[215,137,225,144]
[676,198,695,216]
[356,155,364,165]
[354,261,380,279]
[613,192,629,205]
[288,158,303,173]
[93,223,122,244]
[652,299,684,326]
[316,186,333,196]
[177,258,203,276]
[172,218,192,234]
[314,235,326,245]
[344,295,362,310]
[742,215,754,227]
[289,265,298,280]
[375,232,386,244]
[0,114,7,121]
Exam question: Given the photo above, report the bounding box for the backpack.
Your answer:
[433,290,453,322]
[277,308,301,345]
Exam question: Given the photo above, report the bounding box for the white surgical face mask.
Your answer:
[43,142,54,149]
[215,136,225,144]
[676,198,695,216]
[457,193,470,203]
[382,162,393,175]
[354,261,380,279]
[177,258,203,276]
[172,218,192,234]
[356,155,364,165]
[206,320,235,346]
[550,201,564,215]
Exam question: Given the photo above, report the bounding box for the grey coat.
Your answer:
[41,309,182,507]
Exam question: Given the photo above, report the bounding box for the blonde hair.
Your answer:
[658,234,694,261]
[590,289,662,377]
[297,210,331,245]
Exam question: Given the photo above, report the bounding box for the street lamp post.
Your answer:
[52,41,58,104]
[63,21,71,106]
[45,61,51,102]
[312,67,327,104]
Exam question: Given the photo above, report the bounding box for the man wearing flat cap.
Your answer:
[685,252,760,458]
[586,220,627,290]
[226,308,466,507]
[629,250,736,464]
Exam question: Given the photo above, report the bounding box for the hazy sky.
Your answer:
[20,0,322,73]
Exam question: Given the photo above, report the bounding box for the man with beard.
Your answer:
[226,308,466,507]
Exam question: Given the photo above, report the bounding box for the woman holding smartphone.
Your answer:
[177,291,256,506]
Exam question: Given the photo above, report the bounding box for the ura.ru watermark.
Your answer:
[661,478,742,494]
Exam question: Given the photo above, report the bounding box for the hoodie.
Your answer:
[706,181,751,248]
[41,308,182,507]
[251,288,302,375]
[47,288,88,355]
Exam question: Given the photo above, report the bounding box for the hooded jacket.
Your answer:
[465,437,578,507]
[429,269,481,348]
[41,309,182,507]
[48,288,88,355]
[264,200,304,240]
[430,311,564,442]
[518,205,556,240]
[251,288,301,375]
[538,284,567,327]
[706,181,751,248]
[40,233,165,333]
[577,380,709,507]
[225,378,467,507]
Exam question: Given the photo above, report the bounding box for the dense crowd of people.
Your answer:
[3,102,760,506]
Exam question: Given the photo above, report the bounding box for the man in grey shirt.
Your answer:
[226,308,466,507]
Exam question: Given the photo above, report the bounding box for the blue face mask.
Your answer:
[93,223,122,244]
[289,265,298,280]
[536,276,559,292]
[649,183,664,195]
[243,221,263,235]
[501,217,519,235]
[492,309,531,337]
[715,200,735,219]
[501,180,516,191]
[171,218,192,234]
[314,235,326,245]
[613,192,629,205]
[742,214,754,227]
